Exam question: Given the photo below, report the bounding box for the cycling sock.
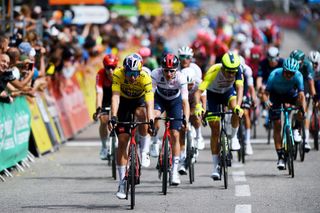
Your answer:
[180,150,186,161]
[140,135,151,153]
[305,129,310,142]
[172,156,180,174]
[117,165,126,182]
[231,127,239,139]
[276,149,284,159]
[245,129,251,144]
[195,127,202,139]
[212,154,219,168]
[101,136,108,149]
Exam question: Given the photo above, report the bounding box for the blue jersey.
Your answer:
[258,58,284,84]
[266,68,304,95]
[299,58,314,81]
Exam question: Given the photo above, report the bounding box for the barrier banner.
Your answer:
[0,97,31,172]
[35,94,60,148]
[28,99,53,155]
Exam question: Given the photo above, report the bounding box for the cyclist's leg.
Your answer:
[116,132,130,199]
[243,108,253,155]
[228,95,241,150]
[150,94,164,157]
[99,112,110,160]
[167,96,183,184]
[206,91,222,179]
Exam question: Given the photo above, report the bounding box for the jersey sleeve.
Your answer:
[112,68,123,92]
[198,64,220,91]
[235,67,244,86]
[296,72,304,92]
[180,73,189,100]
[265,69,276,92]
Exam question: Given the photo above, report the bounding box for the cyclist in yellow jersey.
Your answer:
[194,52,244,180]
[108,53,154,199]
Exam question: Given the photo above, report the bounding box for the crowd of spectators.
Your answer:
[0,4,198,105]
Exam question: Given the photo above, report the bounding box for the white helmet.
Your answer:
[178,46,194,57]
[267,46,279,58]
[308,50,320,64]
[181,67,195,83]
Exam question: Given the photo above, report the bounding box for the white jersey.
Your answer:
[142,66,151,75]
[151,68,188,101]
[242,63,254,87]
[189,63,202,82]
[181,67,206,98]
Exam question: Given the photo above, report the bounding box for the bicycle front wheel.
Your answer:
[111,137,117,180]
[299,126,306,162]
[221,133,228,189]
[130,144,136,209]
[313,108,319,150]
[186,131,194,184]
[162,136,169,195]
[286,127,294,178]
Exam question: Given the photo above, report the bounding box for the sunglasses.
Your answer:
[105,65,116,70]
[224,68,238,73]
[268,57,278,62]
[163,69,177,73]
[179,55,192,60]
[125,70,140,78]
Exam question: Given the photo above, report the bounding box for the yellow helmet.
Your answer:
[221,52,240,72]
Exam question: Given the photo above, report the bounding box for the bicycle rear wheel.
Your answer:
[111,136,117,180]
[299,126,306,162]
[286,127,294,178]
[237,122,245,163]
[129,144,136,209]
[221,133,228,189]
[162,136,169,195]
[313,108,319,150]
[186,131,194,184]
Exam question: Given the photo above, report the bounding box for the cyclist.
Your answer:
[151,53,190,185]
[256,46,284,127]
[262,57,305,169]
[178,67,207,174]
[178,46,205,150]
[194,51,244,180]
[240,56,257,155]
[290,49,315,151]
[93,54,119,160]
[138,47,159,71]
[309,51,320,101]
[108,53,154,199]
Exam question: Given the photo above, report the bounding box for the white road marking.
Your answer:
[235,185,251,197]
[235,204,252,213]
[65,141,100,146]
[232,171,247,182]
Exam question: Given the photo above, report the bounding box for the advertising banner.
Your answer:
[28,99,53,155]
[0,97,31,172]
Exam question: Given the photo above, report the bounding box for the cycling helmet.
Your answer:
[250,45,262,59]
[283,57,300,72]
[138,47,151,58]
[161,53,179,69]
[103,54,119,68]
[221,52,241,71]
[308,50,320,64]
[290,49,305,61]
[267,46,279,58]
[123,53,142,72]
[178,46,194,57]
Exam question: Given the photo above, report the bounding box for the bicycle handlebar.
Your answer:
[155,116,187,126]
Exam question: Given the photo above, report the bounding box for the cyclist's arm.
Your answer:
[298,91,306,113]
[308,79,316,97]
[200,93,207,111]
[195,88,204,105]
[182,98,190,123]
[235,72,244,106]
[95,72,103,109]
[143,74,155,121]
[110,91,120,117]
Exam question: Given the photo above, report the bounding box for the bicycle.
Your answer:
[155,116,186,195]
[184,121,196,184]
[99,108,117,180]
[111,118,153,209]
[237,117,245,164]
[202,105,232,189]
[271,105,303,178]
